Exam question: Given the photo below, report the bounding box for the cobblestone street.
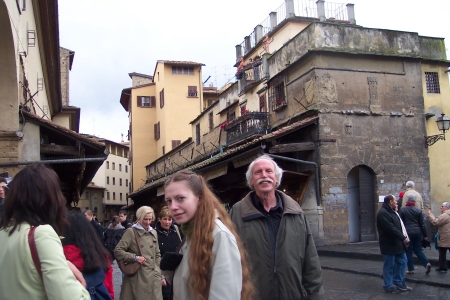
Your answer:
[112,261,122,299]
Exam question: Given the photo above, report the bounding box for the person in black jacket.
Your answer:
[377,194,410,293]
[155,206,183,300]
[103,215,125,261]
[399,193,431,275]
[119,210,133,229]
[84,209,104,242]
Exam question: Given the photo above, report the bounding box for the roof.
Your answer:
[217,99,239,115]
[128,72,153,79]
[22,111,105,148]
[85,184,105,190]
[159,60,205,66]
[119,83,155,111]
[130,115,318,197]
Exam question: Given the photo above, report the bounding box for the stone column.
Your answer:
[316,0,326,22]
[347,3,356,24]
[269,11,277,29]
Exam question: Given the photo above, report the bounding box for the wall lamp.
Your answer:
[425,113,450,147]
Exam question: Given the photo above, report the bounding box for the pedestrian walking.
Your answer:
[428,202,450,273]
[377,194,410,293]
[0,164,89,299]
[114,206,163,300]
[85,209,104,241]
[403,181,424,210]
[164,170,254,300]
[62,212,114,300]
[103,216,125,261]
[399,193,431,275]
[230,155,323,300]
[155,206,183,300]
[119,210,133,229]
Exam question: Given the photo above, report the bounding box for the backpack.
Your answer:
[83,268,112,300]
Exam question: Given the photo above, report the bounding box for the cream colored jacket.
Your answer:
[0,223,90,299]
[173,218,242,300]
[430,210,450,248]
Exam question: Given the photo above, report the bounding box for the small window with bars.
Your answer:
[425,72,440,94]
[269,77,287,111]
[208,112,214,132]
[195,124,201,146]
[259,94,267,112]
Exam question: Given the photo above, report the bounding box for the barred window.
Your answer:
[259,94,267,112]
[269,77,287,111]
[425,72,440,94]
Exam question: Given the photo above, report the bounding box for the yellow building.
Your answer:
[120,61,205,193]
[422,61,450,214]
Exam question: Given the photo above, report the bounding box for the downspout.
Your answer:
[267,153,322,207]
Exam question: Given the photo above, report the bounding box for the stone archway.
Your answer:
[347,165,377,243]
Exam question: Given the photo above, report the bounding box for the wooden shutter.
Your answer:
[172,140,181,149]
[209,112,213,132]
[188,86,197,97]
[137,96,142,107]
[160,89,165,108]
[154,123,158,140]
[150,96,156,107]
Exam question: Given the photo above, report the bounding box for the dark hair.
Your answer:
[0,164,67,235]
[119,210,127,216]
[0,177,7,184]
[62,212,109,273]
[384,194,395,204]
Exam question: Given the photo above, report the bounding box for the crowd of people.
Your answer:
[0,157,448,299]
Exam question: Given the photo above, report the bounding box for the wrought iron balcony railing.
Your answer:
[237,62,264,94]
[224,111,270,144]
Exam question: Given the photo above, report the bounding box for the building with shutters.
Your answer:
[127,0,449,245]
[119,62,207,193]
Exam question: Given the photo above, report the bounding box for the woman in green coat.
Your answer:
[115,206,163,300]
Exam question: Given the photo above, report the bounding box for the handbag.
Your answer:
[117,228,142,276]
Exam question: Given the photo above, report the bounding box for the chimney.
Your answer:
[254,25,263,44]
[235,45,242,61]
[244,36,251,53]
[285,0,295,18]
[316,0,326,22]
[346,3,356,24]
[269,11,277,29]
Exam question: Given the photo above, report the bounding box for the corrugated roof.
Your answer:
[130,116,318,197]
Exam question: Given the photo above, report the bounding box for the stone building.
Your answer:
[127,0,448,245]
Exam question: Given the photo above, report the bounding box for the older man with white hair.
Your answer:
[230,155,324,300]
[402,181,424,210]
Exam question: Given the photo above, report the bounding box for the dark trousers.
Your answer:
[438,247,450,270]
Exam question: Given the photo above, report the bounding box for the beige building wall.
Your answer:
[104,143,129,206]
[130,85,157,190]
[422,62,450,213]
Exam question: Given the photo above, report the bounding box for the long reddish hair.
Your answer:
[165,170,254,300]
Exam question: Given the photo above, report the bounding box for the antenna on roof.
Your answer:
[121,133,124,142]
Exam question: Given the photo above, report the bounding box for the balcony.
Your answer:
[237,62,264,94]
[224,111,270,145]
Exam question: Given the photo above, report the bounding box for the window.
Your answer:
[107,192,110,200]
[113,192,116,200]
[195,124,201,146]
[269,78,287,111]
[240,104,247,115]
[126,179,129,187]
[162,146,165,155]
[154,122,160,140]
[137,96,156,107]
[259,94,267,112]
[120,178,122,186]
[119,164,122,172]
[120,193,123,201]
[125,165,128,173]
[113,177,115,185]
[112,163,115,170]
[172,66,194,75]
[227,110,236,121]
[425,72,440,94]
[106,161,109,169]
[172,140,181,149]
[208,112,214,132]
[106,176,109,184]
[188,86,198,97]
[160,89,165,108]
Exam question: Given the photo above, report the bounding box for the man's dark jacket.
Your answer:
[121,219,133,229]
[230,191,324,300]
[377,202,407,255]
[399,205,427,237]
[90,219,104,242]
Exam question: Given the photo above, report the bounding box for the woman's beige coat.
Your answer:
[430,210,450,247]
[115,225,162,300]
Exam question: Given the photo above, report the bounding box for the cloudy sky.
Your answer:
[58,0,450,143]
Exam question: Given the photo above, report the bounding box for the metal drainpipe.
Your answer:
[0,156,107,167]
[267,154,322,207]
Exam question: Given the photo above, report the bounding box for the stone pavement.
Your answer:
[317,241,449,288]
[112,260,122,299]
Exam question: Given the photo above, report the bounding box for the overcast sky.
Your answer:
[58,0,450,143]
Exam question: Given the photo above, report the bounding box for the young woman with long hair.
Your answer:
[62,212,114,299]
[0,164,89,299]
[164,170,254,300]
